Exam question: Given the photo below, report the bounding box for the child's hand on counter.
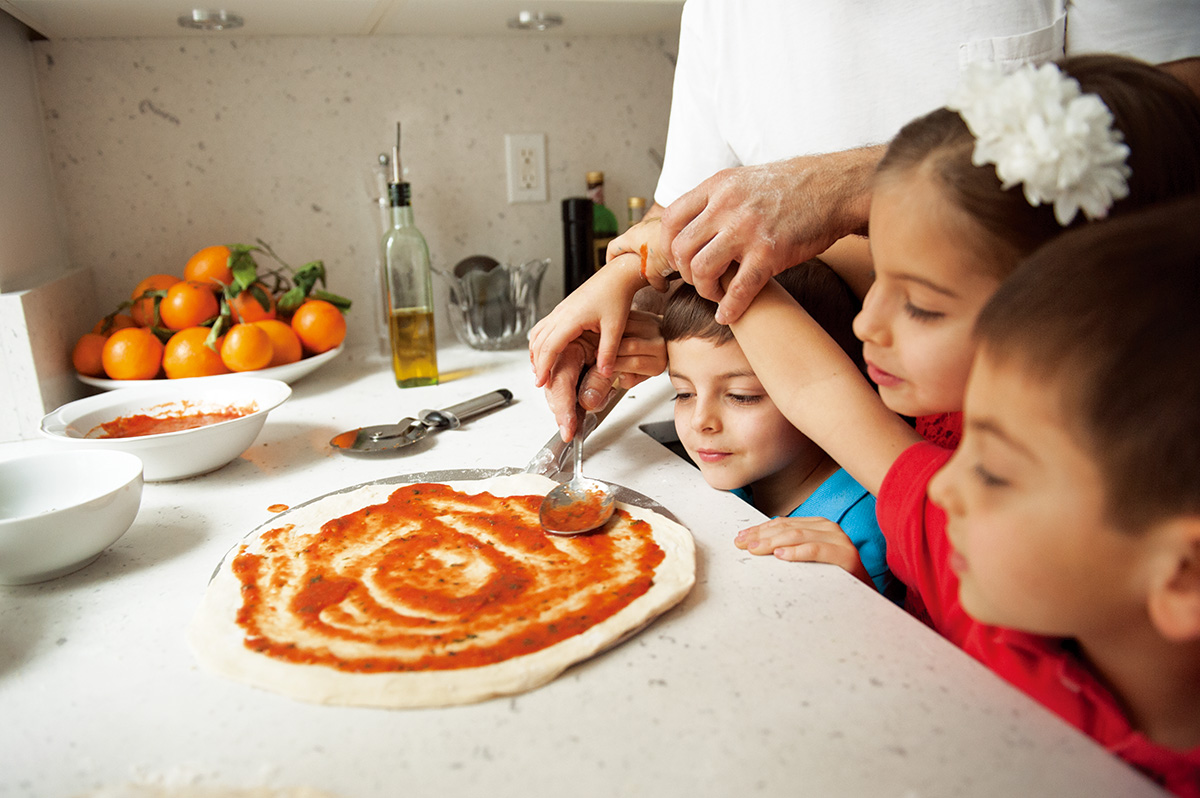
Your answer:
[736,516,874,588]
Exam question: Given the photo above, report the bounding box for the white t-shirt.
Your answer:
[655,0,1200,206]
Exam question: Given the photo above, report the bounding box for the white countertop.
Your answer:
[0,345,1165,797]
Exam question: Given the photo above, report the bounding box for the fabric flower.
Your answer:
[948,62,1131,226]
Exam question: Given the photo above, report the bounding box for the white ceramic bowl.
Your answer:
[40,376,291,481]
[0,450,144,585]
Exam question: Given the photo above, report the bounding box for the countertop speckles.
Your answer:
[0,345,1167,798]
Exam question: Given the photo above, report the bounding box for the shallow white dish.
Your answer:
[0,450,144,585]
[77,343,341,390]
[41,376,291,482]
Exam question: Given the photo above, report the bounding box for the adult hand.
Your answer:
[660,146,882,325]
[734,516,874,588]
[540,312,667,440]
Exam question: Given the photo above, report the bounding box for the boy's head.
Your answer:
[928,196,1200,641]
[858,54,1200,420]
[662,261,864,502]
[663,259,865,372]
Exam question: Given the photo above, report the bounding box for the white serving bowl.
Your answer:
[0,450,144,585]
[40,376,291,482]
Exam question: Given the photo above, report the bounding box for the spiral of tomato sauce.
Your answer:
[232,483,664,673]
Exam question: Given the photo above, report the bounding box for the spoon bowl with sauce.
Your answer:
[539,417,617,535]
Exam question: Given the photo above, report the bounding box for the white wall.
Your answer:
[29,32,677,355]
[0,11,71,292]
[0,12,90,442]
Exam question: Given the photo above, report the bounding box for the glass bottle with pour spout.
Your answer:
[382,122,438,387]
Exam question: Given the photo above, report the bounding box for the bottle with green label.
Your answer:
[586,171,618,272]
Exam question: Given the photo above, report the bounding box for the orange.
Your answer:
[162,327,231,379]
[220,322,273,372]
[71,332,108,376]
[255,319,302,367]
[92,313,138,336]
[290,299,346,354]
[159,280,220,330]
[229,283,277,324]
[101,327,164,380]
[130,274,181,327]
[184,245,234,289]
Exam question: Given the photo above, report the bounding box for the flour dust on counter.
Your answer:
[188,472,695,708]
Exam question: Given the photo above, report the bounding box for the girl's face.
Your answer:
[856,172,1003,418]
[667,336,818,512]
[928,352,1147,636]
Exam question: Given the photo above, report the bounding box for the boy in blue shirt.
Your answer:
[661,261,895,598]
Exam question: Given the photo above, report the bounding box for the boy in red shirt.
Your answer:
[882,197,1200,794]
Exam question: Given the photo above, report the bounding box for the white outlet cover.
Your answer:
[505,133,547,203]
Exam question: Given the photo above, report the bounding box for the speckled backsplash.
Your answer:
[31,33,676,352]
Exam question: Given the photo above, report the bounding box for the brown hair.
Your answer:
[661,259,866,373]
[975,195,1200,530]
[877,54,1200,277]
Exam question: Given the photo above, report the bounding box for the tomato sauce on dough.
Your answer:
[231,483,665,673]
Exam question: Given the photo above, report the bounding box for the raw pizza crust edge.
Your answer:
[187,473,695,708]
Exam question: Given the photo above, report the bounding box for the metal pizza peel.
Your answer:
[211,386,678,584]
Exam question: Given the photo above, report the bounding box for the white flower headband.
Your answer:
[947,61,1131,226]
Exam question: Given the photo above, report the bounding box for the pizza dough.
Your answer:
[188,473,694,708]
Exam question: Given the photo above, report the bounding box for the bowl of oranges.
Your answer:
[72,242,350,389]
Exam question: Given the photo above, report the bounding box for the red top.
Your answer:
[879,442,1200,797]
[915,411,962,449]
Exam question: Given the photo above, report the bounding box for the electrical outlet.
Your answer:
[505,133,547,203]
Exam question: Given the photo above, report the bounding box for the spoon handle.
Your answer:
[572,433,584,481]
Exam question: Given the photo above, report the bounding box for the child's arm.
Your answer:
[530,251,646,387]
[729,279,920,495]
[530,219,674,388]
[735,517,874,588]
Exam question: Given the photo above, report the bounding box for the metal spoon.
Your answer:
[539,414,616,535]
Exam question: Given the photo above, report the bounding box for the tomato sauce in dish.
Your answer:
[231,483,665,673]
[89,403,254,438]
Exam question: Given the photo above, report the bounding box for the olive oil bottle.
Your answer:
[382,123,438,388]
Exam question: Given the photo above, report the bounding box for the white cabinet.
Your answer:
[0,0,684,39]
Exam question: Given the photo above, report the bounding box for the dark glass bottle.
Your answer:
[562,197,594,296]
[627,196,646,228]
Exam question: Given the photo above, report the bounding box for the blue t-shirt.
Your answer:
[733,468,895,598]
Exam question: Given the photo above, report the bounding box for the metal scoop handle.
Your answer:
[418,389,513,430]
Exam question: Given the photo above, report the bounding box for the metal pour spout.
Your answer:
[391,122,402,184]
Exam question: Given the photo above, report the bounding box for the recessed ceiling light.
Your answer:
[507,11,563,31]
[178,9,245,31]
